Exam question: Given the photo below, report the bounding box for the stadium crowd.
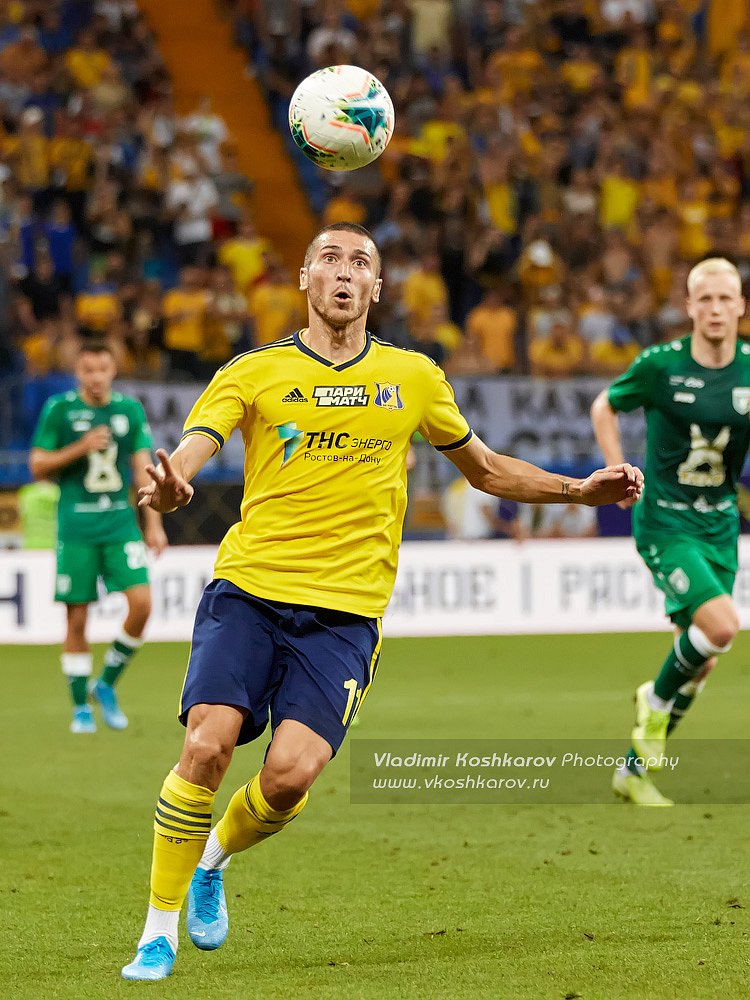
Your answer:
[0,0,749,395]
[233,0,750,377]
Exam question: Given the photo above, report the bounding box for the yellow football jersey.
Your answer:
[183,331,472,616]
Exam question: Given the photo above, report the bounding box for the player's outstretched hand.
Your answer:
[138,448,194,513]
[580,463,643,507]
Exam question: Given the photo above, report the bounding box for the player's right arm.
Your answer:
[138,362,247,513]
[137,437,215,513]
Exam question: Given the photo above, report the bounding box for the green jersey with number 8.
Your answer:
[608,335,750,553]
[31,390,153,543]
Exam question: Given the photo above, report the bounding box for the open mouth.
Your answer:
[334,291,352,303]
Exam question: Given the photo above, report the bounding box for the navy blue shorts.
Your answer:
[179,580,382,754]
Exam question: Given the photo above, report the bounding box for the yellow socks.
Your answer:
[149,769,215,910]
[214,771,308,856]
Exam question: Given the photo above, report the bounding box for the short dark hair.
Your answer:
[78,340,114,358]
[304,222,381,275]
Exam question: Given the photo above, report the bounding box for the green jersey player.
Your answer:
[592,257,749,805]
[29,342,168,734]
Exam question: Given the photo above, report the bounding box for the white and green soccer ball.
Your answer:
[288,65,395,171]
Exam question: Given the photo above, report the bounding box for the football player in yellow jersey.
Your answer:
[122,223,643,981]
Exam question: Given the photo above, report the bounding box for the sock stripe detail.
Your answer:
[154,817,210,837]
[159,795,211,823]
[157,796,212,819]
[242,785,280,836]
[155,804,212,830]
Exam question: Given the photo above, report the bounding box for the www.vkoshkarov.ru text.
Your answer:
[371,775,551,790]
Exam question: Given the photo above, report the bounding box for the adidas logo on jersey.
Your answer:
[282,387,307,403]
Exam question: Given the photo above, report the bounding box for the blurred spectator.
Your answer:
[218,217,273,293]
[162,266,210,379]
[441,477,527,541]
[203,265,248,366]
[19,251,68,323]
[425,299,462,356]
[401,249,449,325]
[531,502,598,538]
[588,318,640,375]
[48,114,95,227]
[85,177,132,257]
[65,27,114,89]
[183,96,229,175]
[517,240,566,305]
[129,279,165,377]
[443,331,497,376]
[655,263,690,340]
[321,182,368,227]
[527,284,572,340]
[547,0,592,56]
[562,168,598,218]
[640,206,678,302]
[75,261,121,337]
[463,284,517,372]
[247,256,305,347]
[43,199,78,292]
[165,157,219,267]
[306,9,358,68]
[6,107,51,214]
[528,316,586,377]
[598,155,641,231]
[212,142,254,238]
[1,27,46,86]
[676,177,711,261]
[405,312,446,365]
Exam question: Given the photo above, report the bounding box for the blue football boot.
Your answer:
[70,706,96,734]
[121,936,175,981]
[187,867,229,950]
[90,679,128,730]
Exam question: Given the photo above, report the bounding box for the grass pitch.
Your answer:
[2,633,749,999]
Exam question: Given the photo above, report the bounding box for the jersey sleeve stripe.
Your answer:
[435,429,473,452]
[182,426,225,450]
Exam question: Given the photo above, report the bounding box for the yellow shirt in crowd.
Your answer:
[163,289,210,351]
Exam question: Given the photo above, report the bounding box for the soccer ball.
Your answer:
[288,65,395,172]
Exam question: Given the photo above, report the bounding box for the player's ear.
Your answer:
[299,267,308,291]
[371,278,382,304]
[686,296,695,320]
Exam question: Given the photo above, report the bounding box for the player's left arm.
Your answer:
[131,449,168,554]
[445,434,643,507]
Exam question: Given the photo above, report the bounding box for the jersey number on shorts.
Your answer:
[84,443,123,493]
[342,678,363,725]
[124,540,147,570]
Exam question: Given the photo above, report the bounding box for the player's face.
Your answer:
[300,231,382,329]
[687,272,746,344]
[76,350,116,403]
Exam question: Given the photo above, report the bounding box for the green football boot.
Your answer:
[631,682,670,768]
[612,767,673,807]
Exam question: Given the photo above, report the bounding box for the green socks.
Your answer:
[100,630,143,687]
[653,630,707,701]
[61,652,93,707]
